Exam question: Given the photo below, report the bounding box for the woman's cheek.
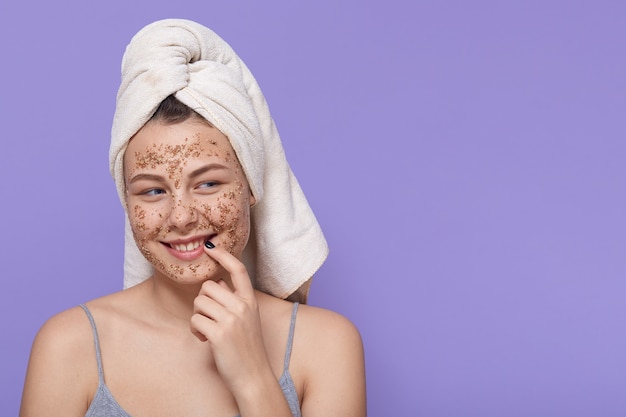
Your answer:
[130,204,148,234]
[128,203,168,264]
[130,203,167,237]
[199,192,251,255]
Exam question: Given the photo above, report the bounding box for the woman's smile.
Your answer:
[162,235,216,261]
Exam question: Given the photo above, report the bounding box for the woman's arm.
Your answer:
[20,308,93,417]
[299,307,367,417]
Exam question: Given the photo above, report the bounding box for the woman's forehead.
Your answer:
[124,119,237,169]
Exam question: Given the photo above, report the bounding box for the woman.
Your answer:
[20,19,366,417]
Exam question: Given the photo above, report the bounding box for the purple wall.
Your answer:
[2,1,625,415]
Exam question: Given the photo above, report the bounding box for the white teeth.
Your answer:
[171,240,202,252]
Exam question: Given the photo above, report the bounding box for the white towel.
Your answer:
[109,19,328,302]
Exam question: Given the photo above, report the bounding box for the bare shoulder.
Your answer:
[258,293,363,353]
[20,305,97,417]
[21,288,139,416]
[293,304,367,416]
[296,303,364,350]
[257,294,364,368]
[30,305,95,363]
[32,287,132,350]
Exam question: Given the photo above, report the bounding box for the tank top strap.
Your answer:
[283,302,299,371]
[79,304,105,383]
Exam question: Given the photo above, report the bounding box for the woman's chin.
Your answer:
[154,262,222,286]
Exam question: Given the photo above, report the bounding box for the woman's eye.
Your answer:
[198,181,218,189]
[144,188,166,196]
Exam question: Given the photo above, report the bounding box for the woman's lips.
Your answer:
[162,235,215,261]
[170,239,204,252]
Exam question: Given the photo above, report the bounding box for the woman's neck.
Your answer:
[144,274,205,325]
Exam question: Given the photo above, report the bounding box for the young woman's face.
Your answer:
[124,118,255,284]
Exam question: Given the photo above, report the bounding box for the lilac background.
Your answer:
[2,1,625,416]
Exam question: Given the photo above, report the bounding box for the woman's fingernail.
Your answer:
[204,240,215,249]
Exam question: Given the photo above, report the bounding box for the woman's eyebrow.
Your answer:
[128,173,165,184]
[128,163,228,184]
[189,163,229,178]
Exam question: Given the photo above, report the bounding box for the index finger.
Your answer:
[203,240,254,298]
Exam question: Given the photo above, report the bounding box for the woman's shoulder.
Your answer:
[33,304,95,355]
[29,291,125,365]
[32,288,133,353]
[258,293,363,358]
[290,303,367,415]
[25,289,144,380]
[21,305,99,414]
[260,291,360,333]
[296,303,364,352]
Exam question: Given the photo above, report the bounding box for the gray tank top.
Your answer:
[80,303,302,417]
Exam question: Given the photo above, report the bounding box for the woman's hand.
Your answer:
[189,242,271,394]
[190,242,294,417]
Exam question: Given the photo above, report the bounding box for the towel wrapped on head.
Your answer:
[109,18,328,302]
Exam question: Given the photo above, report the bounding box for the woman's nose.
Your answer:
[167,196,198,231]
